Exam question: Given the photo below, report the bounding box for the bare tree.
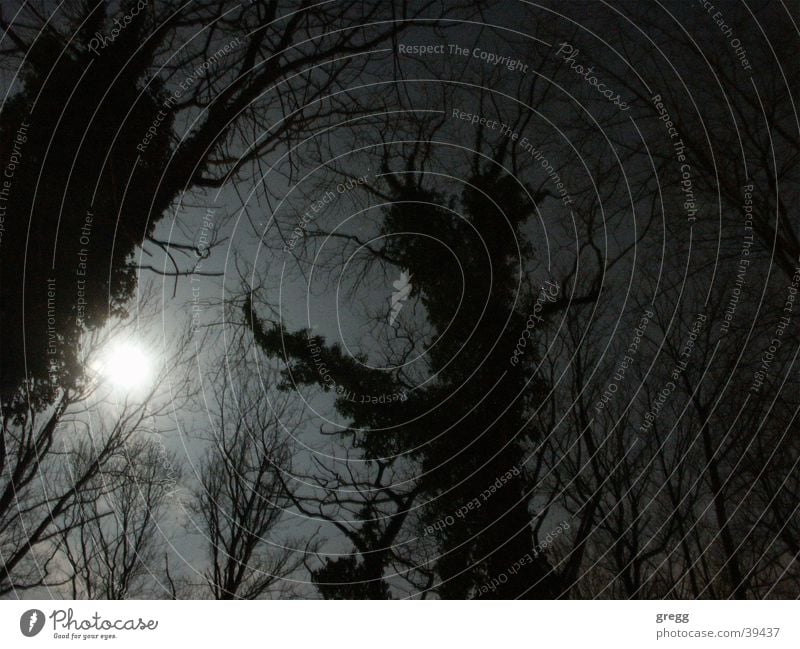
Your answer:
[59,438,181,599]
[188,344,306,600]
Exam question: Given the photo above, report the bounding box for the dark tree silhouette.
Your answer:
[246,162,600,598]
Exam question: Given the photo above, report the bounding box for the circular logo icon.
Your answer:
[20,609,45,637]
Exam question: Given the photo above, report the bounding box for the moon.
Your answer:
[92,340,152,391]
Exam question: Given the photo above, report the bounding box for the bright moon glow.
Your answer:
[92,341,152,391]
